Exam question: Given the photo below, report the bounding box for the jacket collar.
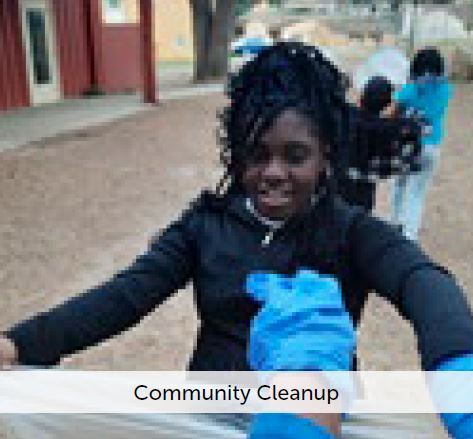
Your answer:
[225,193,268,231]
[224,191,332,233]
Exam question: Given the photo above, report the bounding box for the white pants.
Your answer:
[2,413,441,438]
[391,146,441,240]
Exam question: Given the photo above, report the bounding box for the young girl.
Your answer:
[337,75,395,210]
[1,42,472,438]
[391,47,453,240]
[337,75,422,211]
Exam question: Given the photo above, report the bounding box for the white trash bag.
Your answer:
[353,46,410,91]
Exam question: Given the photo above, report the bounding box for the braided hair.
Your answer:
[218,41,352,198]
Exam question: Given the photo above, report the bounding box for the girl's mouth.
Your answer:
[257,189,294,208]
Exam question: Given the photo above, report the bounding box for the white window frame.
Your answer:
[103,0,126,24]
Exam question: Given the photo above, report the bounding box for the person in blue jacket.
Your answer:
[392,47,454,240]
[0,42,471,438]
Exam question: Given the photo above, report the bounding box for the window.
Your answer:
[26,9,52,84]
[103,0,126,24]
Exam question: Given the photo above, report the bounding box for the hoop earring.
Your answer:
[325,165,333,179]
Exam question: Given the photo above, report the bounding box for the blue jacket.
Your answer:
[395,77,453,146]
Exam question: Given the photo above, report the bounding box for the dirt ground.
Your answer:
[1,86,472,437]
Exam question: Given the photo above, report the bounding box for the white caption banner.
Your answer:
[1,371,472,414]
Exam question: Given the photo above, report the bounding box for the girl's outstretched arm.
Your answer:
[349,213,473,371]
[2,207,199,366]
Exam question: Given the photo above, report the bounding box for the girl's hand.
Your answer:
[381,102,397,118]
[246,270,352,438]
[246,270,355,372]
[0,336,18,369]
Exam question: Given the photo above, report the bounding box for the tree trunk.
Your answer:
[190,0,236,82]
[207,1,236,79]
[190,0,212,81]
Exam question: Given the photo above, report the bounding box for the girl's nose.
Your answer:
[260,157,288,182]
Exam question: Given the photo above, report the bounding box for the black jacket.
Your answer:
[7,192,473,371]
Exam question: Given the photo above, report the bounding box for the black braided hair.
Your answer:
[216,40,422,199]
[218,41,351,198]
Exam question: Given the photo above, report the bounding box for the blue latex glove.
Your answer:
[246,270,354,439]
[249,413,334,439]
[435,354,473,439]
[246,270,355,372]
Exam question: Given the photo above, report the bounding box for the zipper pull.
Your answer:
[262,230,275,247]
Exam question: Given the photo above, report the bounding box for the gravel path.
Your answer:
[1,86,472,437]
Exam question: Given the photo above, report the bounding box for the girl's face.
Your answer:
[241,108,327,220]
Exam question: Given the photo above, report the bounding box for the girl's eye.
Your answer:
[285,147,309,166]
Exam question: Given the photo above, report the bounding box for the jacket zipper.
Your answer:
[261,229,276,247]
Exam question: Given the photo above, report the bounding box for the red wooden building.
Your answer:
[0,0,155,112]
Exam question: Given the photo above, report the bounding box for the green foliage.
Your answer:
[235,0,284,17]
[235,0,254,16]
